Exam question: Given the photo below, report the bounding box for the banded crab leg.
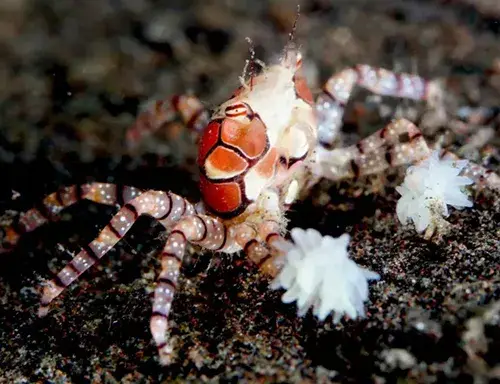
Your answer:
[313,118,431,182]
[38,190,195,317]
[150,213,234,364]
[316,65,443,147]
[232,219,286,278]
[1,183,143,254]
[126,94,210,148]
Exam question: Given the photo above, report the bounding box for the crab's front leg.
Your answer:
[316,65,443,147]
[233,221,380,323]
[312,115,500,192]
[231,219,285,277]
[313,118,431,182]
[126,94,209,148]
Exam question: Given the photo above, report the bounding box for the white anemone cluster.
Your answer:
[270,228,379,322]
[396,151,474,233]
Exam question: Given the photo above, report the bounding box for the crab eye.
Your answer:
[225,103,252,119]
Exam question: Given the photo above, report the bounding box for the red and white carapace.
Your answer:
[197,50,316,220]
[2,34,498,365]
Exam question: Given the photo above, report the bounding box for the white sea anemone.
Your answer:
[396,150,474,233]
[270,228,380,322]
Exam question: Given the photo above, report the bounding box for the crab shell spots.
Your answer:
[199,174,242,214]
[293,73,314,105]
[220,117,267,159]
[205,146,248,179]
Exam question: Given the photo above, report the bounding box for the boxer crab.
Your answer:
[2,40,498,364]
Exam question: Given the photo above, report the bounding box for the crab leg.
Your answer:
[126,95,210,148]
[150,214,230,364]
[314,118,431,182]
[231,219,286,278]
[38,191,195,317]
[0,183,143,253]
[316,65,441,146]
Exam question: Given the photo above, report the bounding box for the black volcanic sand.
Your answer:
[1,0,500,382]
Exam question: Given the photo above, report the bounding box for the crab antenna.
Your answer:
[246,37,256,61]
[282,4,301,65]
[289,4,300,44]
[245,37,257,89]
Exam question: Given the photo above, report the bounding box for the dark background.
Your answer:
[0,0,499,382]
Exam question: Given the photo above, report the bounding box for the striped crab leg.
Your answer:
[231,219,286,278]
[126,95,210,148]
[313,118,432,182]
[316,65,442,147]
[38,190,195,317]
[1,183,143,253]
[150,214,232,364]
